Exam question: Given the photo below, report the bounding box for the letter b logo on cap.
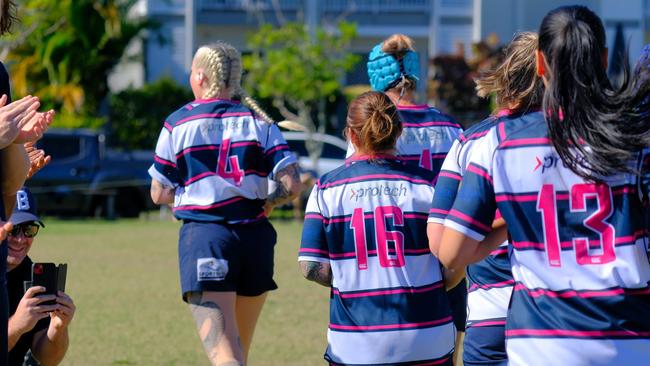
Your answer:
[16,190,30,211]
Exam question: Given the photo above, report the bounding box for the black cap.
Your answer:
[9,187,44,227]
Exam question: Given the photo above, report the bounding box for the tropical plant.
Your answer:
[3,0,155,127]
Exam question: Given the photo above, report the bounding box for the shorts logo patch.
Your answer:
[197,257,228,281]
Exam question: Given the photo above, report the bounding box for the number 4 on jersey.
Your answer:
[217,139,245,186]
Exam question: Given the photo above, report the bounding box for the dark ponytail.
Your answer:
[539,6,650,180]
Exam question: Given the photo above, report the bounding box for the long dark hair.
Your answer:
[539,6,650,180]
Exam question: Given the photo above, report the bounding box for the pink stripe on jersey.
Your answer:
[304,213,324,220]
[328,248,431,260]
[175,112,253,126]
[397,104,429,110]
[154,155,176,167]
[461,129,490,142]
[299,248,329,255]
[506,329,650,338]
[319,174,431,189]
[490,247,508,256]
[438,171,461,181]
[192,98,240,104]
[329,315,452,331]
[163,121,173,131]
[512,230,645,250]
[404,213,429,220]
[230,141,262,149]
[514,283,650,299]
[467,164,493,184]
[429,208,450,215]
[411,358,451,366]
[402,121,461,128]
[500,137,552,148]
[176,145,218,159]
[472,320,507,327]
[184,171,216,185]
[174,196,245,211]
[264,144,289,156]
[332,282,444,299]
[448,209,492,232]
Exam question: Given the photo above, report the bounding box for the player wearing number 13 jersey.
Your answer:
[438,6,650,366]
[300,92,455,365]
[149,42,300,366]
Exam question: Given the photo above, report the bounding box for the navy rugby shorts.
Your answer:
[178,219,278,300]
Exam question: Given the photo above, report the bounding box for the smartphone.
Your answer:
[31,263,67,305]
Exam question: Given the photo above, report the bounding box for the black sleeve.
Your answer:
[0,61,12,102]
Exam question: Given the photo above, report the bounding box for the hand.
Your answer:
[24,142,51,179]
[13,108,54,144]
[0,95,41,147]
[263,202,274,217]
[49,291,75,330]
[0,220,12,241]
[11,286,58,335]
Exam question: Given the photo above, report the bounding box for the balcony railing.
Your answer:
[198,0,431,13]
[199,0,301,11]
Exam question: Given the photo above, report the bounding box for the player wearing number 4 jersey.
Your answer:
[438,6,650,366]
[149,42,300,366]
[300,92,455,365]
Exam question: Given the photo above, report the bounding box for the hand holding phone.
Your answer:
[31,263,67,305]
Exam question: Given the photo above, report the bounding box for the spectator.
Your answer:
[7,187,74,366]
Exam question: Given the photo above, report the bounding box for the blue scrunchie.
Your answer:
[367,42,420,92]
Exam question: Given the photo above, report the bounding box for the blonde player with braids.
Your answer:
[149,42,301,366]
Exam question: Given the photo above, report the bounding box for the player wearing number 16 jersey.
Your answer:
[149,42,300,365]
[300,92,455,365]
[438,6,650,366]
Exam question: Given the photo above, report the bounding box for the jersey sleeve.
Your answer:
[299,184,330,263]
[263,124,298,180]
[444,131,498,241]
[148,124,181,187]
[429,139,463,223]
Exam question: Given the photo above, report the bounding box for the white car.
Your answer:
[281,131,347,177]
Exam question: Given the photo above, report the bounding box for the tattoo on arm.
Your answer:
[300,261,333,287]
[150,179,175,205]
[267,163,300,208]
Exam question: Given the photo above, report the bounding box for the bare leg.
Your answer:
[454,331,464,366]
[187,291,244,366]
[235,293,268,365]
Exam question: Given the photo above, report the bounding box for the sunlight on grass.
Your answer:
[30,218,329,366]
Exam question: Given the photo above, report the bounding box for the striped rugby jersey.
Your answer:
[347,104,462,176]
[429,111,516,362]
[446,111,650,366]
[148,98,296,223]
[300,156,456,365]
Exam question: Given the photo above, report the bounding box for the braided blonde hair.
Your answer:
[193,41,274,123]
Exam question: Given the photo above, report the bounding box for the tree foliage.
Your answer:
[243,21,359,132]
[108,77,193,149]
[4,0,155,127]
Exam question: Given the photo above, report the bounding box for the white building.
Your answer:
[110,0,650,92]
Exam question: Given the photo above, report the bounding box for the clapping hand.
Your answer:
[24,142,51,179]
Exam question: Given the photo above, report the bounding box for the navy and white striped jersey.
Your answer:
[347,104,462,176]
[447,111,650,366]
[149,98,296,223]
[429,111,515,363]
[300,156,455,365]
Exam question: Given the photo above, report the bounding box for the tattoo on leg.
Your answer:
[188,293,229,363]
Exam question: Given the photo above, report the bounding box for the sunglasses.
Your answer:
[9,223,40,238]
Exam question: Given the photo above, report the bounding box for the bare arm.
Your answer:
[438,225,508,272]
[299,260,332,287]
[2,143,29,217]
[30,291,75,366]
[150,179,175,205]
[266,163,301,209]
[427,222,445,256]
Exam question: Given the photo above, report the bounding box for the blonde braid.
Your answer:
[194,44,229,99]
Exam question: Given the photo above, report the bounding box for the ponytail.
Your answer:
[346,91,402,153]
[539,6,650,180]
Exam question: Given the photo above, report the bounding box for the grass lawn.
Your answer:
[30,217,330,365]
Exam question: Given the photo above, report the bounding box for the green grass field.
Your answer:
[30,218,330,366]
